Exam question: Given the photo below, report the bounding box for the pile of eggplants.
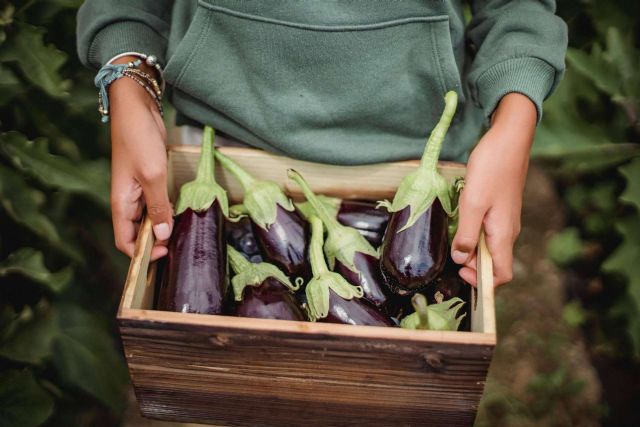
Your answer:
[155,91,470,331]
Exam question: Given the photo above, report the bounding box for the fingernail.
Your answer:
[452,250,468,264]
[153,223,171,240]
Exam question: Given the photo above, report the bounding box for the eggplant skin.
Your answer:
[235,277,306,321]
[157,202,227,314]
[335,252,389,309]
[321,290,394,326]
[381,200,448,293]
[253,205,310,280]
[337,200,389,247]
[226,217,263,263]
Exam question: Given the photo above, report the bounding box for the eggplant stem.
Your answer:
[214,149,256,190]
[195,127,217,183]
[420,91,458,173]
[412,293,430,330]
[308,216,329,276]
[227,245,252,273]
[288,170,342,234]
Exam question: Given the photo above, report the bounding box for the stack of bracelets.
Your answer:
[94,55,164,123]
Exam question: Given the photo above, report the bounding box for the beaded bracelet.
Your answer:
[94,58,163,123]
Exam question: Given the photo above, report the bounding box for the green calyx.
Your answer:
[175,126,229,216]
[377,91,458,232]
[295,195,340,221]
[400,293,467,331]
[305,216,364,322]
[215,150,294,229]
[288,169,378,272]
[227,245,299,301]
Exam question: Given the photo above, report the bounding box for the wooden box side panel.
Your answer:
[120,317,493,427]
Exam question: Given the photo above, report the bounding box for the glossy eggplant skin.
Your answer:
[253,205,310,279]
[157,202,227,314]
[335,252,389,309]
[321,290,394,326]
[235,277,306,321]
[226,217,263,263]
[380,199,448,294]
[337,200,389,247]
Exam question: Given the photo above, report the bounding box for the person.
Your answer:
[76,1,568,287]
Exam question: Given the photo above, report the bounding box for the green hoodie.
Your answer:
[77,0,567,165]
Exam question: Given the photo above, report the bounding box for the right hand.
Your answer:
[109,57,173,261]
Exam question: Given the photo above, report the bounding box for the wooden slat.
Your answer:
[120,216,154,312]
[473,233,496,334]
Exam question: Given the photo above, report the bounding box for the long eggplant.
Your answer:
[296,197,389,247]
[157,127,229,314]
[305,216,393,326]
[214,151,310,280]
[227,245,305,320]
[378,91,460,295]
[400,293,466,331]
[288,171,390,309]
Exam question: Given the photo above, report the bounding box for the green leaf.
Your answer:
[567,47,619,96]
[562,301,587,328]
[0,65,22,106]
[0,22,69,97]
[546,228,585,267]
[0,164,59,243]
[619,158,640,210]
[0,369,54,427]
[53,305,127,414]
[0,131,110,208]
[0,304,60,364]
[0,248,72,293]
[0,4,14,26]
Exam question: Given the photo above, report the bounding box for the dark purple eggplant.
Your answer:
[378,91,459,295]
[227,245,305,320]
[225,216,263,263]
[288,170,391,309]
[296,197,389,247]
[304,216,393,326]
[400,293,466,331]
[157,127,229,314]
[214,151,310,280]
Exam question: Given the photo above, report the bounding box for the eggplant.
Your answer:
[227,245,305,320]
[297,197,389,247]
[378,91,460,295]
[304,216,393,326]
[225,216,263,263]
[288,171,390,309]
[400,293,466,331]
[214,151,310,280]
[157,127,230,314]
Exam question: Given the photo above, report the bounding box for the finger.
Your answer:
[112,203,137,257]
[484,227,514,286]
[138,166,174,243]
[459,267,477,287]
[451,191,488,265]
[150,245,168,262]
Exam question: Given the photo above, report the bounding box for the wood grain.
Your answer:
[119,145,496,427]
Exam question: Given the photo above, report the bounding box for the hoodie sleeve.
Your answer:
[76,0,173,68]
[466,0,568,122]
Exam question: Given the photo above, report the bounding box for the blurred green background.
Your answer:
[0,1,638,426]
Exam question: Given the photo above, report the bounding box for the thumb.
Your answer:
[451,195,487,265]
[140,169,173,242]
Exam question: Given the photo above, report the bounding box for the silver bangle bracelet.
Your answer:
[106,52,165,93]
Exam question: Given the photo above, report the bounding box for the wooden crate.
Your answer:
[118,145,496,427]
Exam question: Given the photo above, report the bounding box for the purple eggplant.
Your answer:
[225,216,263,263]
[288,170,391,309]
[214,151,310,280]
[304,216,393,326]
[227,245,305,321]
[157,127,230,314]
[378,91,460,295]
[297,197,389,247]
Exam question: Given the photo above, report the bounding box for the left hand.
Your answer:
[451,93,537,286]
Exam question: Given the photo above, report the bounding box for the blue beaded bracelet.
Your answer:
[94,59,142,123]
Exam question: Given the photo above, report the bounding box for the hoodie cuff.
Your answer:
[87,21,167,68]
[475,57,556,124]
